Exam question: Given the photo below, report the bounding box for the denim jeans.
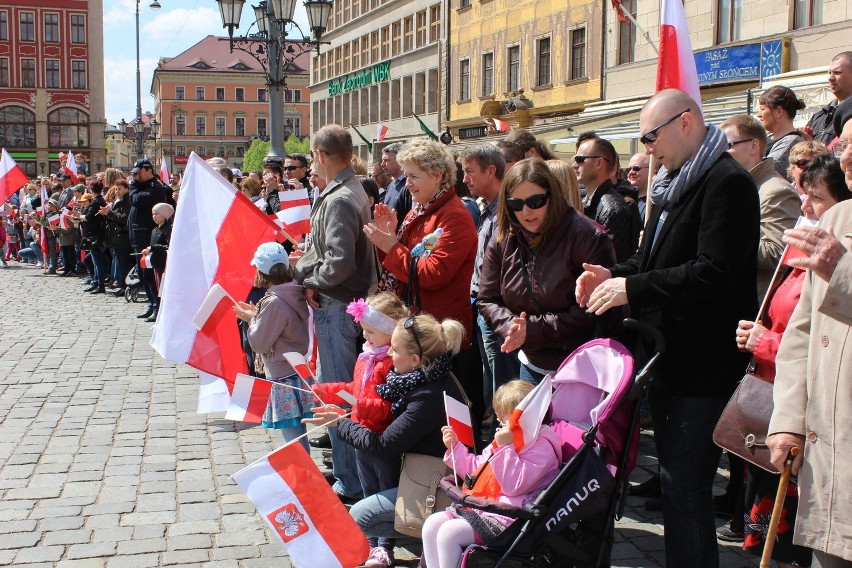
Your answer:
[476,312,521,408]
[280,424,309,453]
[314,293,361,498]
[60,245,76,273]
[356,451,401,549]
[650,392,727,568]
[349,487,405,540]
[45,235,58,270]
[90,248,108,288]
[111,247,132,288]
[19,246,43,264]
[519,364,545,384]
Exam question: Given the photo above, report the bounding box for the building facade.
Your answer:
[310,0,446,162]
[151,35,310,174]
[447,0,604,146]
[0,0,105,177]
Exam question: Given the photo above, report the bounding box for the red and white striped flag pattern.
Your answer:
[47,213,61,227]
[275,189,311,240]
[150,153,282,399]
[283,351,314,382]
[191,283,238,331]
[493,118,509,132]
[59,211,74,229]
[376,124,389,142]
[225,373,273,423]
[0,148,29,204]
[508,375,552,453]
[139,252,153,269]
[64,151,79,184]
[159,156,171,186]
[657,0,702,110]
[444,393,475,448]
[233,442,370,567]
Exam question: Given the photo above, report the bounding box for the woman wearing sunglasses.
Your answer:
[477,159,615,383]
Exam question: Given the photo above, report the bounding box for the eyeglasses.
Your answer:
[403,315,423,357]
[727,138,754,149]
[506,192,550,211]
[283,165,302,171]
[640,108,690,145]
[627,165,648,172]
[573,155,606,164]
[792,158,811,169]
[833,140,850,157]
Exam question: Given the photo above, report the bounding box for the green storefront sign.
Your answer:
[328,61,391,97]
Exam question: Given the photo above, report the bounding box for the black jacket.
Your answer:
[83,195,107,247]
[104,196,131,249]
[128,176,171,249]
[583,180,640,263]
[805,100,838,145]
[610,153,759,397]
[149,220,172,271]
[336,371,464,461]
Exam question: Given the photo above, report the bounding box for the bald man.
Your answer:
[576,89,760,568]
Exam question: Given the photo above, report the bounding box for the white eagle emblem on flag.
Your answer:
[267,503,309,542]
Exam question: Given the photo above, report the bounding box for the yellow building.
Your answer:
[447,0,604,144]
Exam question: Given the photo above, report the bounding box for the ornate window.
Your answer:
[0,106,36,147]
[48,108,89,148]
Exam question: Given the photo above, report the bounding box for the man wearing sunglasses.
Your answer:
[626,153,653,220]
[576,89,760,568]
[721,114,800,297]
[573,136,640,262]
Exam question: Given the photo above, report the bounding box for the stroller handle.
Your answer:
[623,318,665,355]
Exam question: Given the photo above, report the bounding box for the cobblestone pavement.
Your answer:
[0,263,757,567]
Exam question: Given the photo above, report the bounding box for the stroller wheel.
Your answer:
[125,288,132,302]
[131,288,141,303]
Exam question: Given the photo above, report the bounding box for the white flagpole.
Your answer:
[443,391,460,488]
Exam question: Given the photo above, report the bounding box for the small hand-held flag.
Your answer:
[159,156,171,185]
[64,151,79,183]
[444,393,475,448]
[508,375,552,453]
[282,352,325,405]
[225,373,273,423]
[275,189,311,240]
[376,124,389,142]
[0,149,29,204]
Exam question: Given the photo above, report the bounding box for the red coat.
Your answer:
[380,189,477,348]
[314,351,394,433]
[752,268,805,381]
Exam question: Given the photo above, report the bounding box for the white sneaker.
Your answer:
[35,262,42,268]
[363,546,394,568]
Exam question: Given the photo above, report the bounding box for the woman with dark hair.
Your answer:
[504,129,556,160]
[758,86,807,177]
[477,159,615,383]
[83,179,109,293]
[736,153,851,567]
[100,179,133,295]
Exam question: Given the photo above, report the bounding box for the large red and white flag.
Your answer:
[159,156,171,186]
[275,189,311,240]
[376,124,389,142]
[508,375,552,453]
[444,393,475,448]
[150,153,282,397]
[225,373,273,423]
[656,0,702,109]
[0,149,29,204]
[197,371,231,413]
[64,151,79,184]
[233,442,370,568]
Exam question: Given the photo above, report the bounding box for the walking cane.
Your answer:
[760,447,799,568]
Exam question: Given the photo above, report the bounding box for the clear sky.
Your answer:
[103,0,310,126]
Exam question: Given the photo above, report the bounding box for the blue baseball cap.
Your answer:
[251,242,288,274]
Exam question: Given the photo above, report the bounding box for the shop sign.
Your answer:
[328,61,391,97]
[694,39,784,86]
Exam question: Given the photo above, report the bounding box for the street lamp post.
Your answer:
[132,0,162,158]
[216,0,332,160]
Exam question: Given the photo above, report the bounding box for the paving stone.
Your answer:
[42,528,93,546]
[116,537,167,555]
[14,544,65,563]
[0,531,41,549]
[161,548,210,565]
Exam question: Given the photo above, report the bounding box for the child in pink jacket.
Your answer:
[421,380,562,568]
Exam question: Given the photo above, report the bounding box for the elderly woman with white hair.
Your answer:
[363,138,481,417]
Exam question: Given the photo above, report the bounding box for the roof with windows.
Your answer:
[156,35,310,75]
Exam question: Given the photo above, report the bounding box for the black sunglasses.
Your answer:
[792,159,811,169]
[627,165,648,172]
[506,193,550,211]
[403,315,423,357]
[573,155,606,164]
[283,165,302,171]
[727,138,754,149]
[640,108,690,145]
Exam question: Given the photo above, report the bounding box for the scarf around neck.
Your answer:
[358,343,390,390]
[650,124,728,210]
[375,352,452,415]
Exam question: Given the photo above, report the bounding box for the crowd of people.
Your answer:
[3,50,852,568]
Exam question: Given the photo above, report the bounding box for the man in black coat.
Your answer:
[576,89,759,568]
[128,158,172,319]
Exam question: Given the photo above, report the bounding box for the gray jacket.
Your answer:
[294,166,375,303]
[247,283,310,379]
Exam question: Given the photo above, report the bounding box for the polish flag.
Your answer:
[493,118,509,133]
[444,393,475,448]
[283,351,314,382]
[656,0,702,110]
[159,156,171,186]
[64,151,79,184]
[780,216,819,266]
[59,211,74,229]
[508,375,552,453]
[150,153,283,397]
[191,283,238,331]
[47,213,61,226]
[58,152,66,161]
[233,442,370,567]
[225,373,273,423]
[376,124,389,142]
[139,252,153,269]
[197,371,231,413]
[0,149,29,204]
[275,189,311,240]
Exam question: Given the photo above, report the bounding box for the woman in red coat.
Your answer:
[363,138,479,415]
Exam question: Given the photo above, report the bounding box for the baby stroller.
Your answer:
[441,319,665,568]
[124,266,148,303]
